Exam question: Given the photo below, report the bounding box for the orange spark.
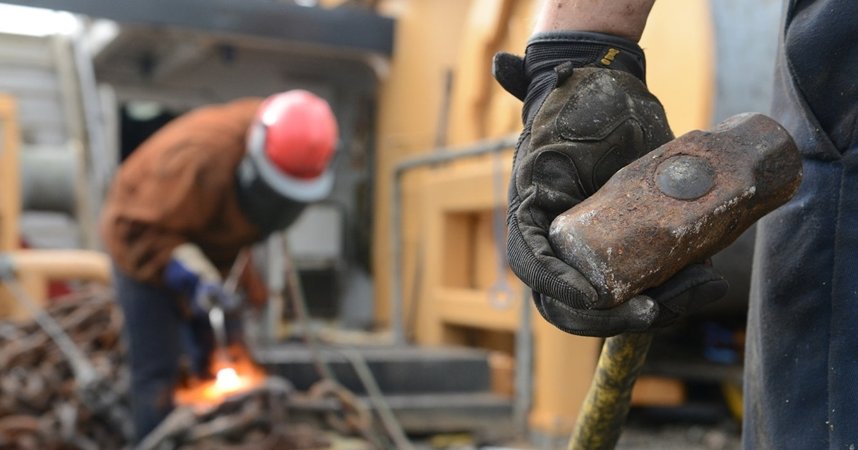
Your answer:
[174,345,266,409]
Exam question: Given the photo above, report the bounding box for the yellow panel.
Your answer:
[377,0,536,328]
[474,210,498,290]
[0,94,20,252]
[640,0,716,135]
[373,0,476,325]
[631,376,686,406]
[488,351,515,397]
[0,94,21,319]
[447,0,514,145]
[437,287,519,331]
[530,317,601,436]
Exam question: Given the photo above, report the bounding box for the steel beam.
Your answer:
[0,0,394,57]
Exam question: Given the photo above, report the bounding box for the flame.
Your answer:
[216,367,241,391]
[174,345,267,409]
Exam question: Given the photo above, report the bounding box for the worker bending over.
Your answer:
[100,90,338,442]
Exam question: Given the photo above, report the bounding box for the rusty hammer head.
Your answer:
[548,113,802,308]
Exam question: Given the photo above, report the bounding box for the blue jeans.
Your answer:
[114,267,184,443]
[743,1,858,448]
[114,267,247,442]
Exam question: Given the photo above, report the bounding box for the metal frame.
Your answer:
[389,135,517,345]
[0,0,394,57]
[388,136,539,437]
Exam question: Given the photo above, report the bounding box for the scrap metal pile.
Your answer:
[138,378,330,450]
[0,288,130,450]
[0,287,334,450]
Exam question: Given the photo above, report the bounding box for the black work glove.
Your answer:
[495,32,728,337]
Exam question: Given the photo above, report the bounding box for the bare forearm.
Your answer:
[533,0,656,42]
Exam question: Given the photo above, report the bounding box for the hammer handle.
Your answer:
[568,332,653,450]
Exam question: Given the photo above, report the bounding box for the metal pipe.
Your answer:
[72,35,113,250]
[262,233,286,346]
[20,148,78,215]
[513,285,534,437]
[4,249,111,284]
[389,135,517,345]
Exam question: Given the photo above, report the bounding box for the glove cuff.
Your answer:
[525,31,646,83]
[494,31,647,126]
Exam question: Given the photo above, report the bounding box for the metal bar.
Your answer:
[223,249,249,295]
[389,135,517,345]
[71,35,111,250]
[0,0,395,57]
[51,35,98,248]
[261,233,286,346]
[339,348,415,450]
[208,305,229,362]
[513,285,533,437]
[283,239,337,382]
[209,249,248,363]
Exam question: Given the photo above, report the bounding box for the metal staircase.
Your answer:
[256,343,515,439]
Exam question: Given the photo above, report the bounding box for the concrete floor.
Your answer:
[615,423,741,450]
[418,420,741,450]
[399,421,742,450]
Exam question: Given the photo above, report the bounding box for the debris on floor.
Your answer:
[138,378,330,450]
[0,288,130,449]
[0,288,339,450]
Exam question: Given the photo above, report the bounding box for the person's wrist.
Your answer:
[531,0,655,43]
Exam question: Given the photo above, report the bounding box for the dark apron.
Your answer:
[744,1,858,448]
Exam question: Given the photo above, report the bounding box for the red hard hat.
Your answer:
[253,90,338,179]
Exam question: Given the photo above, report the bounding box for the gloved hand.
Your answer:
[193,281,241,314]
[494,31,727,337]
[163,244,240,317]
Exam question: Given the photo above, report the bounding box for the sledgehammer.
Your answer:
[547,113,802,450]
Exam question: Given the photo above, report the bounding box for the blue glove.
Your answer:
[163,259,240,317]
[164,258,201,296]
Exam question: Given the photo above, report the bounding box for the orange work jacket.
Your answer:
[100,98,266,298]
